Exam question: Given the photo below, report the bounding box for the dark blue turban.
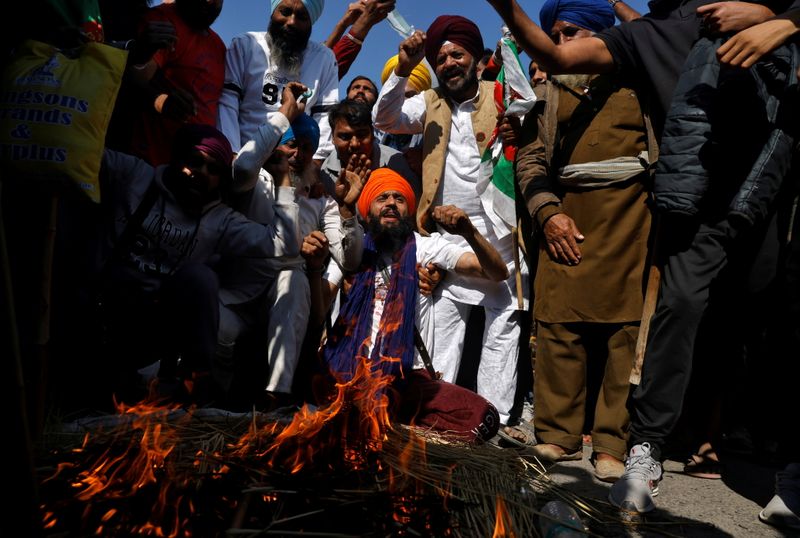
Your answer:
[279,113,320,152]
[539,0,615,35]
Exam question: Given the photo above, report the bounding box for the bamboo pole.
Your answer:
[512,224,524,311]
[630,219,661,385]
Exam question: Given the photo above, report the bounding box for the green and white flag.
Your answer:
[477,38,536,238]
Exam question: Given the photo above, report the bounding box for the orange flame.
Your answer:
[492,496,517,538]
[64,400,194,537]
[233,353,395,474]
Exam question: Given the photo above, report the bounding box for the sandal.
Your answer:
[496,421,538,449]
[684,449,724,479]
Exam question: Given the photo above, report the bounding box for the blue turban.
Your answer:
[279,113,320,152]
[270,0,324,25]
[539,0,615,35]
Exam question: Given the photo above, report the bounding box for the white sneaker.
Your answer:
[608,443,662,513]
[759,463,800,531]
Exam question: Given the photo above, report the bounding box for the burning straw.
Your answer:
[37,360,715,537]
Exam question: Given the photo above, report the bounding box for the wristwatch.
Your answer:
[609,0,621,6]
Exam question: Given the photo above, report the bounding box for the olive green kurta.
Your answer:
[533,76,651,324]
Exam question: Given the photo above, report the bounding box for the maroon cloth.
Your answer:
[172,124,234,168]
[333,33,362,80]
[424,15,485,70]
[396,370,500,443]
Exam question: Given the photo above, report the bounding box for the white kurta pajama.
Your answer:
[218,112,363,394]
[374,72,529,423]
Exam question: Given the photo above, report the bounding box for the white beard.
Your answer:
[266,32,303,76]
[552,73,595,90]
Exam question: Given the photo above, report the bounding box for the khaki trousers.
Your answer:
[533,321,637,461]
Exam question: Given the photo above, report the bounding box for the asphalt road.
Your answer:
[538,445,798,537]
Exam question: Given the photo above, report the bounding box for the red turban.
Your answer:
[357,168,417,220]
[425,15,485,71]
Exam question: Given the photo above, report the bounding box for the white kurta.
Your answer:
[374,71,529,422]
[324,232,465,370]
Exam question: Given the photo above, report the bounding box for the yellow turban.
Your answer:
[380,55,432,94]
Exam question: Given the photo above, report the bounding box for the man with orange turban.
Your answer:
[373,15,528,426]
[301,168,508,442]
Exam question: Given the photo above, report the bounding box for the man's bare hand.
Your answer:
[156,86,196,120]
[302,231,330,270]
[397,30,427,77]
[432,205,474,237]
[336,154,371,216]
[343,0,368,25]
[265,146,292,187]
[279,81,308,123]
[418,262,444,296]
[543,213,583,265]
[697,2,774,34]
[716,18,798,68]
[131,20,177,63]
[497,114,521,146]
[360,0,396,25]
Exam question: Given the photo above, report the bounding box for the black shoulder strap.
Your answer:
[378,265,440,379]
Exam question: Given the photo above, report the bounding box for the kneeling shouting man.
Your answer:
[304,168,507,442]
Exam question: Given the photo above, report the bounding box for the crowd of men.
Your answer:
[4,0,800,530]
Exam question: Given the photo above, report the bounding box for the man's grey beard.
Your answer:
[438,59,478,100]
[552,73,595,90]
[267,24,307,75]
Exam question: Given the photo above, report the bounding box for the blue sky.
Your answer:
[210,0,652,94]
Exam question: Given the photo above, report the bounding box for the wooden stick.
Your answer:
[511,224,524,311]
[1,181,42,537]
[630,218,661,385]
[32,193,58,438]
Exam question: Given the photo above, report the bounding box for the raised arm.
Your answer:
[332,0,396,78]
[432,206,510,281]
[373,31,428,134]
[219,153,300,258]
[232,82,307,193]
[320,153,370,271]
[324,1,365,48]
[485,0,615,74]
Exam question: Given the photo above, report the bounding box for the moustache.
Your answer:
[442,67,466,80]
[380,207,400,218]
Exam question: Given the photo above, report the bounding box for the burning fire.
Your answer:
[232,353,395,474]
[43,399,196,536]
[41,331,484,535]
[492,496,517,538]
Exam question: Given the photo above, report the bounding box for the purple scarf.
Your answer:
[323,233,418,383]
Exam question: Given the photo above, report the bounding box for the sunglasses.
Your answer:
[550,25,582,42]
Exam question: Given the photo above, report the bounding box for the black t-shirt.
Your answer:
[597,0,800,137]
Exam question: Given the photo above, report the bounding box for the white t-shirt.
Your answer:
[217,32,338,160]
[324,232,465,369]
